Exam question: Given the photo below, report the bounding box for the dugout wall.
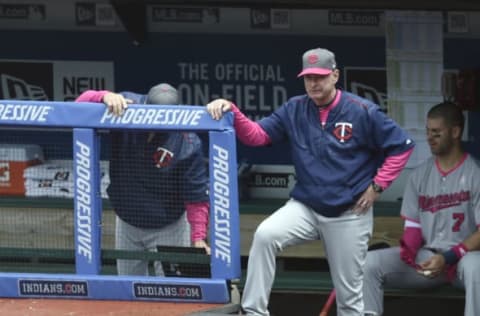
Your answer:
[0,99,240,303]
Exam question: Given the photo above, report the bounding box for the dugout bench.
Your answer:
[236,199,464,300]
[0,197,464,301]
[0,197,403,260]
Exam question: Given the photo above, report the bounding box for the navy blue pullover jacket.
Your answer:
[107,92,209,228]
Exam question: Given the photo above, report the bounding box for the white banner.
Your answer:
[385,11,443,168]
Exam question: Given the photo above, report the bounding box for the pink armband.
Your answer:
[444,243,468,282]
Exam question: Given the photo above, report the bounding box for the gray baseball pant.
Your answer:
[241,198,373,316]
[363,247,480,316]
[115,213,190,276]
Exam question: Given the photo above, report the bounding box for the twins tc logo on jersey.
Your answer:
[153,147,174,168]
[333,122,353,143]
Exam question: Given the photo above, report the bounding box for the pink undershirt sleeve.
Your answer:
[185,201,209,242]
[230,104,271,146]
[374,148,414,190]
[75,90,110,103]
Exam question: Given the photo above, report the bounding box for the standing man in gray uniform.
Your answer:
[207,47,415,316]
[363,102,480,316]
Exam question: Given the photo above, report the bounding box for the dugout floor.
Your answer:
[0,292,464,316]
[269,292,465,316]
[0,298,226,316]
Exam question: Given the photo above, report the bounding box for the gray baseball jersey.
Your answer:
[401,154,480,251]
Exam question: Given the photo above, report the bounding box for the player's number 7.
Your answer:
[452,213,464,232]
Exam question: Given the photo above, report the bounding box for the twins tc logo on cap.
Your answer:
[307,54,320,65]
[297,48,337,77]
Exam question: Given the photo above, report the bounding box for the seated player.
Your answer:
[362,102,480,316]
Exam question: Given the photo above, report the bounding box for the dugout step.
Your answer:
[0,246,212,278]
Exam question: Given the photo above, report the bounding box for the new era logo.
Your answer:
[0,74,48,100]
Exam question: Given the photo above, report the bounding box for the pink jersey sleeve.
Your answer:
[185,201,209,242]
[231,104,271,146]
[374,147,414,190]
[75,90,110,103]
